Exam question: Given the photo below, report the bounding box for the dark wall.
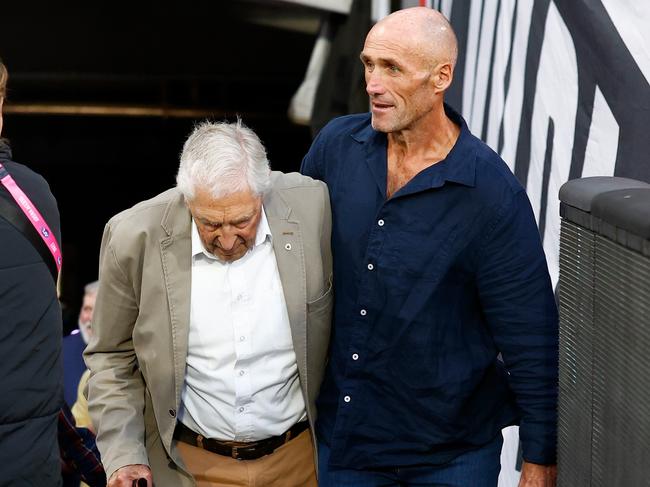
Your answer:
[1,2,317,328]
[1,3,312,78]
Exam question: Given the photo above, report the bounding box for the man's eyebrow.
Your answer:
[232,213,254,225]
[198,216,221,226]
[359,52,401,68]
[382,56,401,67]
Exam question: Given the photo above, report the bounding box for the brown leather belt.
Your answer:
[173,420,309,460]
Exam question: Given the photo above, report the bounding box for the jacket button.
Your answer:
[169,408,176,418]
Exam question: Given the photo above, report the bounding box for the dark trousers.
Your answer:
[317,434,503,487]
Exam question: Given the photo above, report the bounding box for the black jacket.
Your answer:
[0,140,63,486]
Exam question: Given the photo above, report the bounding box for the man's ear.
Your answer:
[432,62,454,94]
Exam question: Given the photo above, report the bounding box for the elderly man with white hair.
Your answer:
[85,120,332,487]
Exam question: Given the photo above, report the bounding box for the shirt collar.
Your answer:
[350,103,477,190]
[191,205,272,260]
[437,104,476,188]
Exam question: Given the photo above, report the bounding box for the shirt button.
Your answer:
[377,219,385,226]
[344,395,351,403]
[352,353,359,361]
[284,243,292,251]
[367,263,374,270]
[168,409,176,418]
[239,370,245,376]
[240,336,246,341]
[360,309,367,316]
[239,407,245,413]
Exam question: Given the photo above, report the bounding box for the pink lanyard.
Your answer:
[0,162,62,273]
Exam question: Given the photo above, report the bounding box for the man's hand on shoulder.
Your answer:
[518,460,557,487]
[108,464,153,487]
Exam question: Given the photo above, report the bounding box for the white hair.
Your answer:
[176,119,271,201]
[84,280,99,296]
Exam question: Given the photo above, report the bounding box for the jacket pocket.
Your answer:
[307,275,333,313]
[306,275,333,408]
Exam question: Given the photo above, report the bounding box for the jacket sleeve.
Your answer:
[320,180,333,286]
[83,221,149,479]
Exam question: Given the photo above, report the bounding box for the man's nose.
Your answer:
[218,232,238,250]
[366,72,385,97]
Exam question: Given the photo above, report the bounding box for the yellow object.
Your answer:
[71,369,93,431]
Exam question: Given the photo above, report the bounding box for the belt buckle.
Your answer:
[232,446,239,460]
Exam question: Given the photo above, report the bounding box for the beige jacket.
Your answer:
[85,172,333,485]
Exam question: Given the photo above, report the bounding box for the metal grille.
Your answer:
[558,220,595,486]
[558,220,650,486]
[591,235,650,486]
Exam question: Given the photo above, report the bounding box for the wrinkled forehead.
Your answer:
[363,24,433,69]
[189,189,262,223]
[365,10,455,66]
[366,19,414,47]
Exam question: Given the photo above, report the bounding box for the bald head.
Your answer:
[369,7,458,69]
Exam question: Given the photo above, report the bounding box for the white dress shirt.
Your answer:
[179,208,306,441]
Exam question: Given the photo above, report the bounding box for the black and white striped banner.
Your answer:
[441,0,650,288]
[434,1,650,484]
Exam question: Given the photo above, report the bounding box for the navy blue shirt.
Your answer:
[301,105,558,469]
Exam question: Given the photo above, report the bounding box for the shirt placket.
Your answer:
[230,262,254,441]
[331,204,389,452]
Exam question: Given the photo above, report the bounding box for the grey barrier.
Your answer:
[558,177,650,486]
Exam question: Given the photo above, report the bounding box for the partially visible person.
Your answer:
[62,329,86,405]
[78,281,98,344]
[85,120,332,487]
[301,7,558,487]
[71,281,99,432]
[61,282,100,486]
[0,57,64,486]
[63,281,98,409]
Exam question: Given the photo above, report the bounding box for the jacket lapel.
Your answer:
[264,189,308,388]
[159,192,192,411]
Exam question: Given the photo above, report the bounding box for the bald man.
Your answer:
[301,7,558,487]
